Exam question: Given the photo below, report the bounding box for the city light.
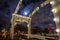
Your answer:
[56,29,60,32]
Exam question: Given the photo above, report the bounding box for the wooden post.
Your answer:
[10,0,23,39]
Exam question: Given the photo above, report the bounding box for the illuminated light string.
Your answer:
[52,10,58,22]
[50,0,57,13]
[50,0,59,23]
[50,0,60,33]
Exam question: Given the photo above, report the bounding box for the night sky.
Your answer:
[0,0,56,29]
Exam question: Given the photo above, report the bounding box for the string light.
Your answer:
[51,8,57,13]
[56,29,60,32]
[50,0,55,6]
[53,17,59,22]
